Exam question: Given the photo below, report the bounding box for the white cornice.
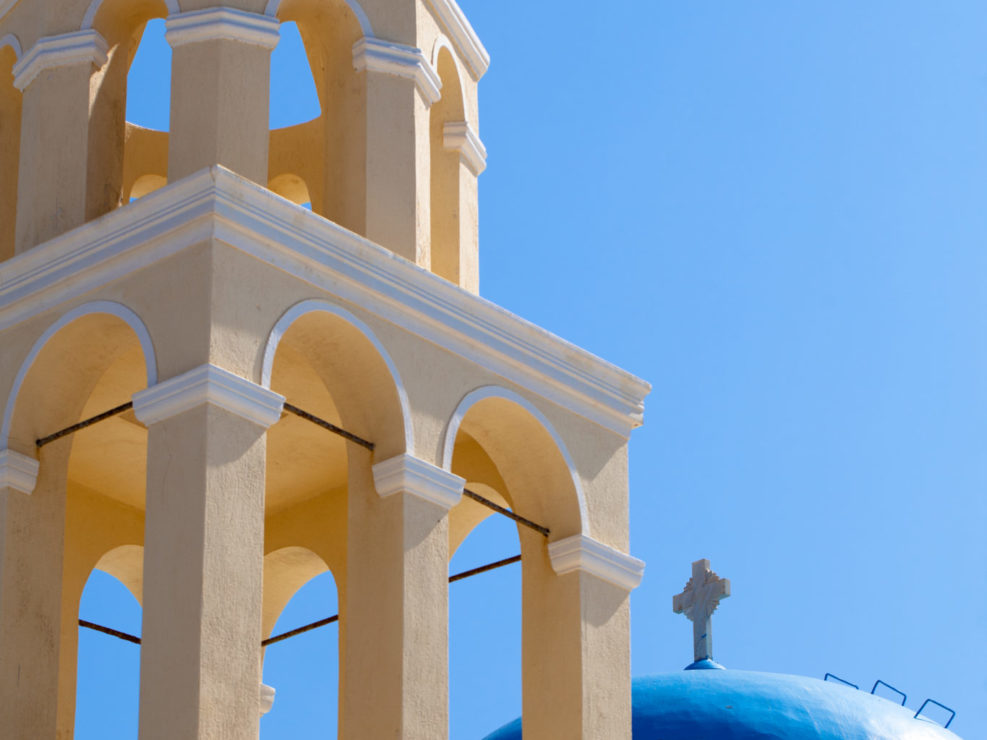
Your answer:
[0,167,650,437]
[12,30,108,91]
[548,534,645,591]
[353,37,441,105]
[133,364,285,428]
[0,449,39,495]
[424,0,489,81]
[372,454,464,509]
[165,8,281,50]
[443,121,486,176]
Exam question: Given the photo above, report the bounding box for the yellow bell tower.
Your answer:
[0,0,650,737]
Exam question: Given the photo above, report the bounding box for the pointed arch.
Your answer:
[1,301,157,449]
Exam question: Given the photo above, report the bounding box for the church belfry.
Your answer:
[0,0,650,738]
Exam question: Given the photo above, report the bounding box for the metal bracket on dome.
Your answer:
[914,698,955,729]
[823,673,858,690]
[870,679,906,706]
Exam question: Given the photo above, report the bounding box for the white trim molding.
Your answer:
[259,684,276,717]
[165,8,281,51]
[0,33,22,60]
[353,37,441,105]
[0,167,650,438]
[133,364,285,428]
[13,30,108,91]
[373,454,465,510]
[265,0,373,36]
[548,534,645,591]
[443,121,486,176]
[424,0,489,81]
[0,449,39,495]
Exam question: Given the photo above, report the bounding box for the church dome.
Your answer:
[482,669,961,740]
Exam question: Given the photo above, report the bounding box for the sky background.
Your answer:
[74,1,986,738]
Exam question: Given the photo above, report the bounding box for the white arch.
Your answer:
[81,0,180,30]
[442,385,589,534]
[0,301,158,448]
[430,35,467,111]
[0,33,21,59]
[261,298,413,452]
[264,0,373,36]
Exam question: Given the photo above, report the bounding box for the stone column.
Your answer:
[442,121,486,293]
[12,31,107,253]
[518,533,644,739]
[166,9,280,184]
[0,447,63,738]
[133,365,284,740]
[341,453,463,739]
[354,38,440,266]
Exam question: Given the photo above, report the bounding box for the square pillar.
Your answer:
[12,31,108,252]
[354,39,439,265]
[0,447,64,738]
[342,454,463,739]
[166,9,280,184]
[518,533,644,739]
[133,365,284,740]
[441,121,486,293]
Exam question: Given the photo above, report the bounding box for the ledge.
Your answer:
[13,30,108,91]
[133,364,285,428]
[0,166,650,437]
[165,8,281,50]
[444,121,487,176]
[373,454,465,509]
[548,534,645,591]
[353,38,441,105]
[0,449,39,495]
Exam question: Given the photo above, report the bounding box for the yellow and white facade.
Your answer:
[0,0,650,737]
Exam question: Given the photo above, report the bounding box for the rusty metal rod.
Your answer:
[78,619,141,645]
[282,402,375,451]
[263,614,339,647]
[37,402,134,448]
[463,488,550,537]
[448,554,522,583]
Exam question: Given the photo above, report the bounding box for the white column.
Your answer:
[342,453,463,739]
[134,365,284,740]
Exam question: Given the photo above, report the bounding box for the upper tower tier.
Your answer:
[0,0,488,292]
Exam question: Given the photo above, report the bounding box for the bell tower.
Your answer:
[0,1,649,738]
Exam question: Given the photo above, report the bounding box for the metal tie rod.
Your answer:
[37,402,134,448]
[282,402,375,451]
[463,488,550,537]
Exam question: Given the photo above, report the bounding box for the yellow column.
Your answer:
[166,8,280,184]
[0,446,64,738]
[518,533,644,739]
[342,453,463,739]
[133,365,284,740]
[354,38,440,265]
[12,31,108,253]
[442,121,486,293]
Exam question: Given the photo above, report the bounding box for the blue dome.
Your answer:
[483,670,961,740]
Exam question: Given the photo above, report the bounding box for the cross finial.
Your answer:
[672,559,730,666]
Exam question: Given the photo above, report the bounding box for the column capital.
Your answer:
[353,37,442,105]
[0,449,39,495]
[133,364,285,428]
[372,454,464,510]
[12,30,108,91]
[548,534,645,591]
[165,7,281,50]
[443,121,487,176]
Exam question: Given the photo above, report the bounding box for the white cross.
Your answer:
[672,559,730,664]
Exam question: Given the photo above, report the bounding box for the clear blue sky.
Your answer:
[75,2,987,738]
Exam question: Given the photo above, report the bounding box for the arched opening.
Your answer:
[127,172,167,202]
[430,46,466,285]
[443,387,586,736]
[269,0,367,229]
[268,172,313,208]
[270,21,321,130]
[0,37,21,262]
[125,18,171,131]
[262,556,340,737]
[74,561,143,739]
[87,0,173,220]
[2,303,154,738]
